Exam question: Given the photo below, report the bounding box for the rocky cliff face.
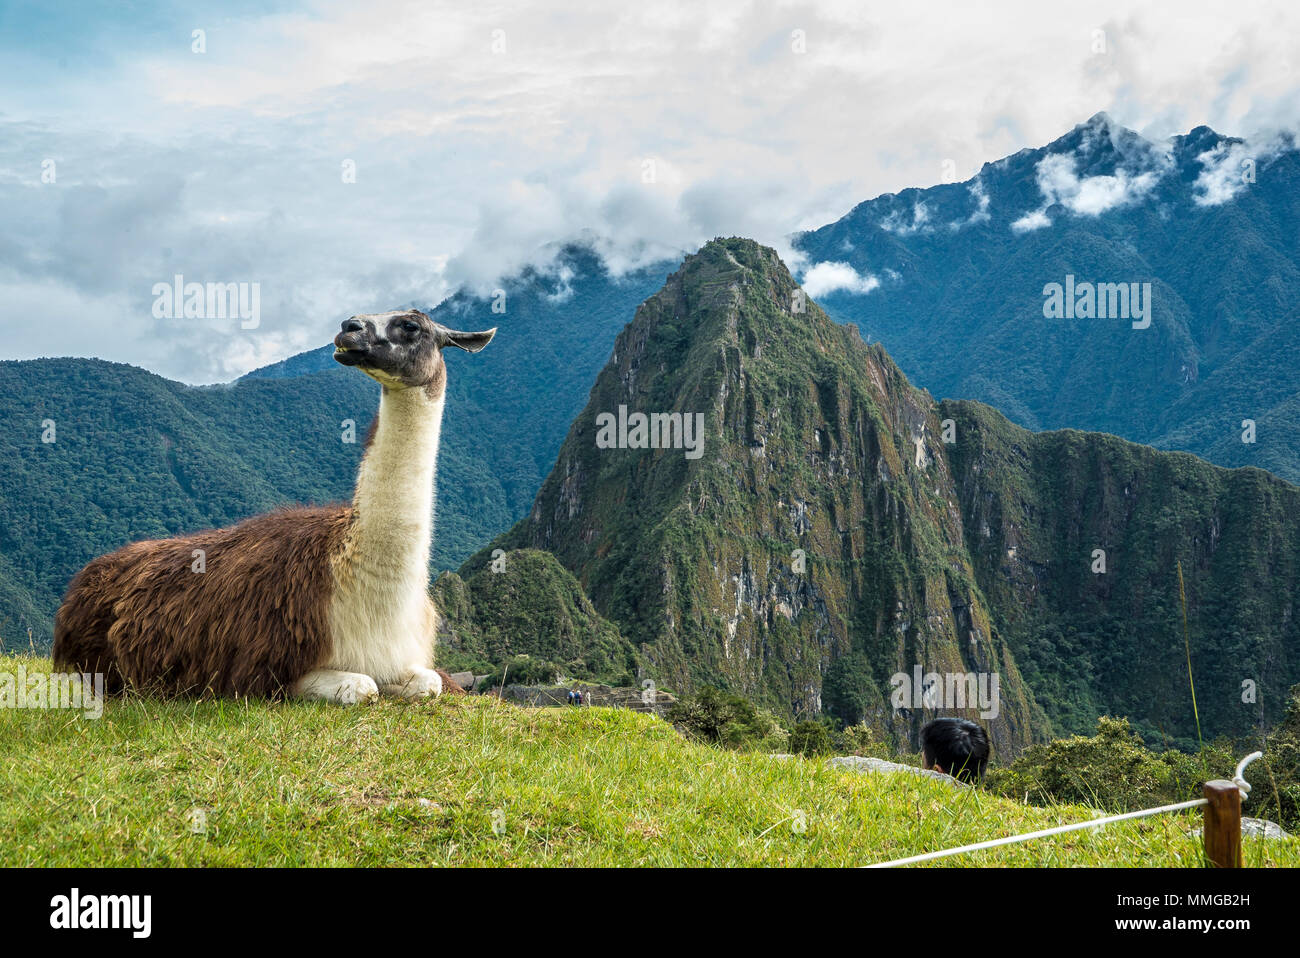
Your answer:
[464,237,1300,755]
[475,238,1040,755]
[943,399,1300,745]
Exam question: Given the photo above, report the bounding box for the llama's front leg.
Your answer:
[381,666,443,701]
[293,669,380,705]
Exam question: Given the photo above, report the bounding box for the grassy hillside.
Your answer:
[2,655,1295,867]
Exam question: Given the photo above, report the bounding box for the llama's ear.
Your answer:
[443,327,496,353]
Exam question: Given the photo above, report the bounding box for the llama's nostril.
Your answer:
[342,319,364,333]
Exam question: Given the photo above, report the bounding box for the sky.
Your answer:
[1,0,1298,383]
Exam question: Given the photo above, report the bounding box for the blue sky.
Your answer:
[2,0,1298,382]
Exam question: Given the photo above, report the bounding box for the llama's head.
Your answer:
[334,309,495,395]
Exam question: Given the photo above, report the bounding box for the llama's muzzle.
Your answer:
[334,318,371,366]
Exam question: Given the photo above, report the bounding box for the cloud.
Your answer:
[1034,151,1166,216]
[1011,209,1052,233]
[1008,123,1173,231]
[544,264,576,303]
[800,261,881,297]
[3,1,1300,381]
[947,179,991,230]
[968,179,991,221]
[1192,133,1293,205]
[1194,142,1255,205]
[880,201,931,235]
[0,123,454,383]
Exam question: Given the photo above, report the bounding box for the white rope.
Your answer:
[1233,751,1263,799]
[864,750,1264,869]
[865,799,1206,868]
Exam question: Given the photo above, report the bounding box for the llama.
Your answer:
[52,309,494,705]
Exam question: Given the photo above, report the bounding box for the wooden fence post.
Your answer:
[1202,780,1243,868]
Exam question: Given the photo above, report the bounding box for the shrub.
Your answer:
[789,720,834,757]
[842,723,891,759]
[433,650,493,677]
[986,716,1236,813]
[1252,683,1300,832]
[667,686,788,752]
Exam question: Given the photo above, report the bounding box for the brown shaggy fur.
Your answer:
[436,669,464,694]
[53,506,353,697]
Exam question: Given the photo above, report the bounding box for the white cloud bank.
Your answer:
[1035,152,1167,215]
[1007,120,1172,231]
[1193,133,1295,206]
[880,201,931,235]
[1011,209,1053,233]
[800,261,881,297]
[3,0,1300,381]
[1195,142,1256,205]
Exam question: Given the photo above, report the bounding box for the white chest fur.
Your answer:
[327,385,443,683]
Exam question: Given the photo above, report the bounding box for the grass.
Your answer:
[2,655,1297,867]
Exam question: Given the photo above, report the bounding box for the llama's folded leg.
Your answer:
[293,668,380,705]
[380,666,443,700]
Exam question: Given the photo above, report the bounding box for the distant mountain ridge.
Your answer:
[795,113,1300,482]
[0,245,672,646]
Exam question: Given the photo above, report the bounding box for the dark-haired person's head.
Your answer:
[921,718,989,783]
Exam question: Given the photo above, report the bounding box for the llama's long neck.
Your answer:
[349,384,444,580]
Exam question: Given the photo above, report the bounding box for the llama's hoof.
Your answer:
[383,667,442,701]
[337,674,380,705]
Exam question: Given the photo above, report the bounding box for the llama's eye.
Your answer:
[402,321,420,334]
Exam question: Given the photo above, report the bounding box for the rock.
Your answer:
[1241,817,1290,839]
[1190,816,1290,841]
[448,671,475,690]
[826,755,966,787]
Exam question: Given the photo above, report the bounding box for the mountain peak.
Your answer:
[1082,110,1119,130]
[1041,111,1164,170]
[657,237,806,332]
[678,236,785,279]
[1174,123,1240,156]
[486,235,1047,743]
